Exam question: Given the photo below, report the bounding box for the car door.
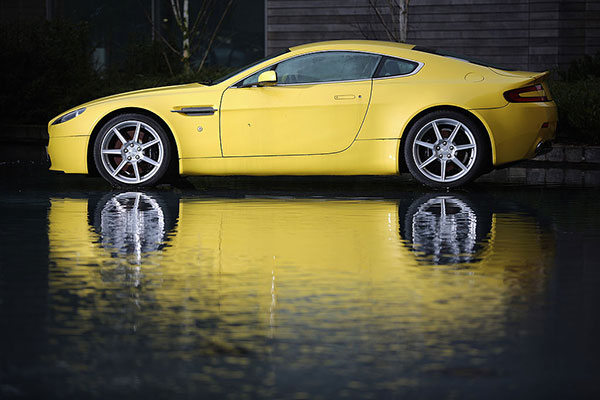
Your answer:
[219,51,381,156]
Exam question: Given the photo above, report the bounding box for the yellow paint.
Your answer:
[473,102,557,164]
[48,135,89,173]
[220,80,372,156]
[181,139,399,175]
[47,40,557,175]
[47,194,553,344]
[257,70,277,85]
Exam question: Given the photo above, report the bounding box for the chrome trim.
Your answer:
[230,50,424,89]
[171,107,218,116]
[535,140,553,156]
[277,78,372,87]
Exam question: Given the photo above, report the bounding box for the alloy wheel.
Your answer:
[411,118,477,183]
[98,120,165,185]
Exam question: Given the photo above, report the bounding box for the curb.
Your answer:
[478,166,600,186]
[533,144,600,164]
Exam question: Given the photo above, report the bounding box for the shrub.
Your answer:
[549,53,600,145]
[0,20,99,125]
[558,53,600,82]
[0,21,236,126]
[550,78,600,145]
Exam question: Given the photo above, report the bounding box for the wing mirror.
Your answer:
[257,70,277,86]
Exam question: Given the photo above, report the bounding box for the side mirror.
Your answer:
[257,70,277,86]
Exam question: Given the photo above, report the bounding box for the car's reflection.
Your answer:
[400,194,487,265]
[47,192,553,357]
[95,192,167,261]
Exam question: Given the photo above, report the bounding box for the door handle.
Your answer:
[334,94,356,100]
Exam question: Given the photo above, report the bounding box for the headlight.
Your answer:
[52,107,86,125]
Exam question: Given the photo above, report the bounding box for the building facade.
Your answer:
[266,0,600,72]
[3,1,598,72]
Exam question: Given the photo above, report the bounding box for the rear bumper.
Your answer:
[47,135,89,174]
[473,101,557,166]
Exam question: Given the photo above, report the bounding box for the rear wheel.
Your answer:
[404,111,488,188]
[93,114,171,188]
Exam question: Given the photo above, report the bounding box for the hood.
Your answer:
[80,82,205,108]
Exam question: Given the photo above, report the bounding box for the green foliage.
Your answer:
[0,20,235,126]
[549,78,600,145]
[550,53,600,145]
[558,53,600,82]
[0,20,98,125]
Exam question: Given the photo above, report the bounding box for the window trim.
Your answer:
[230,50,423,88]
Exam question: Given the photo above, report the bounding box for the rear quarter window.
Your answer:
[374,57,420,78]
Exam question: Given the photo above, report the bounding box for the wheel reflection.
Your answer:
[45,191,554,398]
[93,192,169,263]
[401,194,490,265]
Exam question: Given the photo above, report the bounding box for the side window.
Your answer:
[375,57,419,78]
[237,67,270,87]
[274,52,381,84]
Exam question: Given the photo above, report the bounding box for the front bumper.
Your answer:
[47,135,90,174]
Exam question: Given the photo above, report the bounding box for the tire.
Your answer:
[403,110,488,189]
[93,114,172,188]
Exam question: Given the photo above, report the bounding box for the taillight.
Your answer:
[504,84,549,102]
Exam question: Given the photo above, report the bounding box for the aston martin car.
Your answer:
[48,40,557,188]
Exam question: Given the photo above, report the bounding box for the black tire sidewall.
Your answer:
[403,110,488,189]
[93,113,171,188]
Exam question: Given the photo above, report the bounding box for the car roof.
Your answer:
[289,40,416,54]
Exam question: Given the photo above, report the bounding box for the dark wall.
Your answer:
[266,0,600,72]
[407,0,598,72]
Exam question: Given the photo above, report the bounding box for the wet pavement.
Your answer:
[1,167,599,399]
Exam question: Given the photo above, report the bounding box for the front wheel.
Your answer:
[93,114,171,188]
[403,111,488,188]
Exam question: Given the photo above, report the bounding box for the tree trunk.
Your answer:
[364,0,410,43]
[165,0,234,75]
[181,0,191,75]
[399,0,409,43]
[169,0,192,75]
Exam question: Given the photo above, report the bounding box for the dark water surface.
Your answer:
[1,172,599,399]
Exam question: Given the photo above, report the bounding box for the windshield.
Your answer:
[206,49,291,86]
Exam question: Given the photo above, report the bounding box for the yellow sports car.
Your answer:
[48,40,557,188]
